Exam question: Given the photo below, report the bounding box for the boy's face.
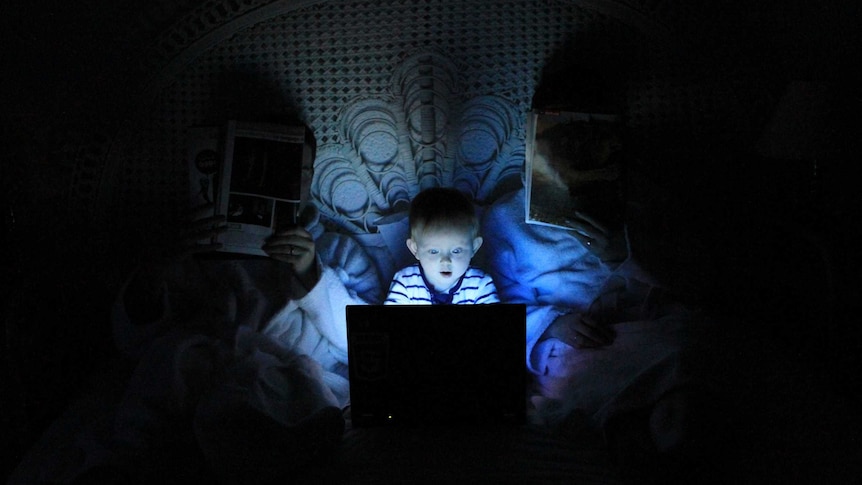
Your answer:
[407,227,483,293]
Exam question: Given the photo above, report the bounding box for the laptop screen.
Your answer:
[346,304,526,427]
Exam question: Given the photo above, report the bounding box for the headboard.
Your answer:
[65,0,760,286]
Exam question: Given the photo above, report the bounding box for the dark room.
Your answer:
[3,0,861,483]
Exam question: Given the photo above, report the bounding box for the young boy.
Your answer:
[385,187,499,305]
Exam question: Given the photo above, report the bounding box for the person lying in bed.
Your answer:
[481,185,697,441]
[384,186,499,305]
[75,203,381,484]
[482,186,626,376]
[485,173,701,373]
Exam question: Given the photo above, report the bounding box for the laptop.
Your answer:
[346,303,526,427]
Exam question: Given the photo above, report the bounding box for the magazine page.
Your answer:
[524,110,624,232]
[187,121,312,257]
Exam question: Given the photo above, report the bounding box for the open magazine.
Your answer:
[524,110,625,231]
[187,120,314,256]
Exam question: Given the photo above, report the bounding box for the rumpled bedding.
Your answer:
[9,189,862,484]
[530,315,696,427]
[481,189,698,426]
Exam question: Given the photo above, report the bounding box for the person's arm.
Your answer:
[542,312,615,348]
[112,264,171,358]
[263,226,320,298]
[114,206,227,357]
[121,263,169,326]
[121,203,230,323]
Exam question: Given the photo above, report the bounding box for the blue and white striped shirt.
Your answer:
[384,263,499,305]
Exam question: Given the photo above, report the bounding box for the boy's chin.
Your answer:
[430,274,460,293]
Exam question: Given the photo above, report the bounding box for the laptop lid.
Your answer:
[346,303,526,427]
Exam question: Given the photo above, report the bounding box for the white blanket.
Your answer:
[482,188,698,428]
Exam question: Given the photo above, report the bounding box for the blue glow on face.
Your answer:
[408,228,480,293]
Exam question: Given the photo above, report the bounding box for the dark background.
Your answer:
[3,0,861,480]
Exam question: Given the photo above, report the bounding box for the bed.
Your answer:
[6,1,862,484]
[7,196,862,485]
[8,212,862,485]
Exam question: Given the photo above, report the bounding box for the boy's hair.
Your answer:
[409,187,479,239]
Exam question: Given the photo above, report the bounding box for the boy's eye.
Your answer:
[452,248,462,254]
[428,249,439,255]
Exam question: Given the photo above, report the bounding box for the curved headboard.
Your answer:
[70,0,754,282]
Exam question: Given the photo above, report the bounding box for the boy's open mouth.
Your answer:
[440,271,453,278]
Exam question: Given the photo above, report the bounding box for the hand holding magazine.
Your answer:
[187,120,314,257]
[524,110,625,233]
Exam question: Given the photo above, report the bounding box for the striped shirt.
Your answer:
[384,263,499,305]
